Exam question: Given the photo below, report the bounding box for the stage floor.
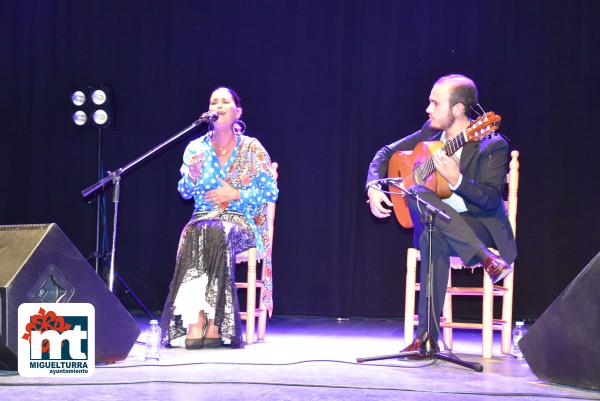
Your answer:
[1,316,599,400]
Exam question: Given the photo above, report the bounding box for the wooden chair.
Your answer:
[404,150,519,358]
[234,162,278,344]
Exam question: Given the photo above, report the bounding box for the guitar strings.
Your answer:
[397,131,466,189]
[395,113,493,191]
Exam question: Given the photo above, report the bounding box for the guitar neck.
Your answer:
[444,131,468,157]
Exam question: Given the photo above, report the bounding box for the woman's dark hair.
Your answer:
[214,86,241,107]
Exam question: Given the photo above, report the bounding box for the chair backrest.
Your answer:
[505,150,520,237]
[235,162,278,263]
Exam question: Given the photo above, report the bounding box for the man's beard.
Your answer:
[431,112,455,131]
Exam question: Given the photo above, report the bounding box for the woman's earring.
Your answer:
[233,119,246,134]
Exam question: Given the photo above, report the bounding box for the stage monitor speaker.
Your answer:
[0,223,140,370]
[520,251,600,391]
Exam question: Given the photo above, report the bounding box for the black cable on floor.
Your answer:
[0,379,599,399]
[96,358,438,369]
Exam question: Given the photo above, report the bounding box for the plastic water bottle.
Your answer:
[512,321,526,360]
[145,319,162,361]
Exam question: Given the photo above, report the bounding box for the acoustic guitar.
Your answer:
[386,112,501,228]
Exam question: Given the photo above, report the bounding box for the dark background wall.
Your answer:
[2,0,599,321]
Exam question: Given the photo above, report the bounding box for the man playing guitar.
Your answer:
[366,74,516,356]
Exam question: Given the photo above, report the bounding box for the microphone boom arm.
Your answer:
[372,177,451,223]
[81,117,203,198]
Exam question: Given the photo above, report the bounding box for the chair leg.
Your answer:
[257,258,267,341]
[482,270,494,358]
[404,248,418,345]
[246,248,257,345]
[443,270,453,350]
[257,309,267,341]
[501,266,515,355]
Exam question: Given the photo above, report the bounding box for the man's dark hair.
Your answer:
[435,74,478,118]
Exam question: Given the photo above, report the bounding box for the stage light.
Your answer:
[92,89,107,105]
[70,85,114,130]
[93,109,108,125]
[71,91,86,106]
[72,110,88,126]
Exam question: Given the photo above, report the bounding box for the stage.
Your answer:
[1,316,598,400]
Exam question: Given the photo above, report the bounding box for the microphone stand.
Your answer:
[81,117,208,319]
[357,179,483,372]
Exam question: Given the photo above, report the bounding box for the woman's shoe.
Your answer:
[201,337,223,348]
[184,338,205,349]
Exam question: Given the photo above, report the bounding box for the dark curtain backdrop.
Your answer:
[2,0,599,321]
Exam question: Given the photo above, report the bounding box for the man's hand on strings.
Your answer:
[432,149,460,186]
[367,187,393,218]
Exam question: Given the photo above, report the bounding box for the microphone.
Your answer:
[199,111,219,123]
[378,177,403,185]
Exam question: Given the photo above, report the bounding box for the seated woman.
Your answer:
[160,87,278,349]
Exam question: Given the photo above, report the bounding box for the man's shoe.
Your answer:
[483,253,513,284]
[398,337,436,360]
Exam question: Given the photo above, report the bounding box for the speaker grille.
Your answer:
[0,224,52,286]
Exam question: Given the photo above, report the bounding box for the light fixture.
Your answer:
[93,109,108,125]
[71,91,86,106]
[91,89,107,105]
[69,85,114,129]
[72,110,88,126]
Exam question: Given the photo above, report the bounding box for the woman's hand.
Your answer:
[188,153,205,181]
[204,178,240,203]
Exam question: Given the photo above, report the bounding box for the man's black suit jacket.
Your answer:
[366,120,517,264]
